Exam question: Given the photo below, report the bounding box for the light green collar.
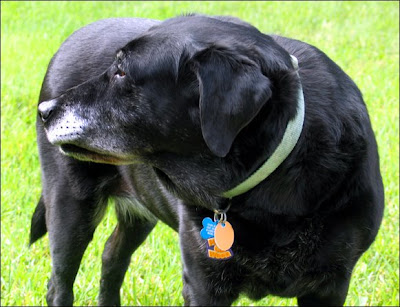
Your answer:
[222,55,304,199]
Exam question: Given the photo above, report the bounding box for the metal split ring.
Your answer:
[214,212,227,223]
[213,200,232,223]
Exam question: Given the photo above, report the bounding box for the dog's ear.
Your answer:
[193,48,272,157]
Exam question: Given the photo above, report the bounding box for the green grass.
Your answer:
[1,1,399,306]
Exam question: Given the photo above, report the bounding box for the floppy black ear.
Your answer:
[194,49,272,157]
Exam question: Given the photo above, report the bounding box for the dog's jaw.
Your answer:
[59,144,135,165]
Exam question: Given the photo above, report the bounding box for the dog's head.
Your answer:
[39,15,297,165]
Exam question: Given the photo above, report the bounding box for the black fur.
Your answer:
[31,15,384,306]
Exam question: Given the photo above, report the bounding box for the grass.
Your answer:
[1,1,399,306]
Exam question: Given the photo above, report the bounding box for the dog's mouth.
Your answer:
[60,144,134,165]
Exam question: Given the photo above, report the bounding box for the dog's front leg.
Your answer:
[45,192,103,306]
[179,218,239,306]
[99,214,157,306]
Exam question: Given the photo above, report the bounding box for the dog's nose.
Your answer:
[38,99,57,123]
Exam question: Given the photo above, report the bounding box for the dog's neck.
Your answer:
[222,55,305,199]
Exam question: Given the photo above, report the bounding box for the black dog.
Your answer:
[30,15,384,306]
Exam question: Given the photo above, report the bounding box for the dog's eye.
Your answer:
[115,68,126,78]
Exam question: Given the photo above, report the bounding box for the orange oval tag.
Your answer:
[214,221,234,251]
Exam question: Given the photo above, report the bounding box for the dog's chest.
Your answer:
[232,218,324,298]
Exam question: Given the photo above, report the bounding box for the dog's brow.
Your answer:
[116,50,125,61]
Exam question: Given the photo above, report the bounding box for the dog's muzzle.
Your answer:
[37,98,87,146]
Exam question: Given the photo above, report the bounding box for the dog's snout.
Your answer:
[38,99,57,123]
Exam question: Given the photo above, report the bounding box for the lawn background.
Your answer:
[1,1,399,306]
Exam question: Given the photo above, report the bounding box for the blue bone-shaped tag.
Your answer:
[200,217,217,239]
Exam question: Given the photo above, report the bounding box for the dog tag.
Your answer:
[207,238,233,260]
[200,217,217,239]
[214,221,234,251]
